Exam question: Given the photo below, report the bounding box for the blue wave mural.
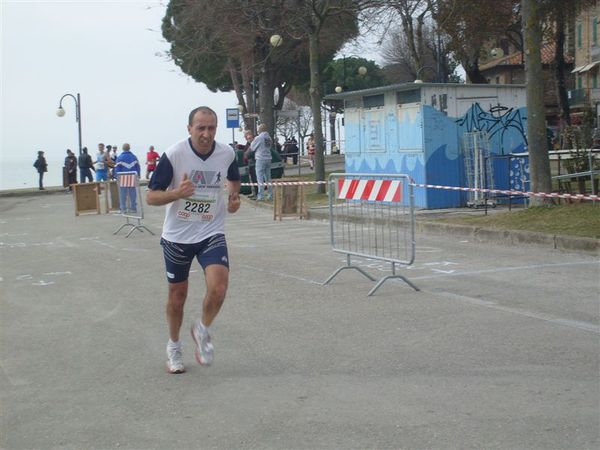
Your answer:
[344,102,528,208]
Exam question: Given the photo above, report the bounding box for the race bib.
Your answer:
[175,169,224,222]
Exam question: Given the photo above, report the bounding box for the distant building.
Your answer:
[479,42,575,131]
[570,3,600,125]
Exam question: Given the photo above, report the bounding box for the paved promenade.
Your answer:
[1,192,598,449]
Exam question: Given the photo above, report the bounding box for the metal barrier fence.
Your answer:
[113,171,154,238]
[323,173,419,296]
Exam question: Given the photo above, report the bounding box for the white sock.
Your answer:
[197,319,209,334]
[168,339,181,349]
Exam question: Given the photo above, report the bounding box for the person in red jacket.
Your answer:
[145,145,160,179]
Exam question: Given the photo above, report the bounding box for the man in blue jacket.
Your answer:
[114,143,141,213]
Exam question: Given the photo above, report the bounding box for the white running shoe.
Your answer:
[166,343,185,374]
[191,319,214,366]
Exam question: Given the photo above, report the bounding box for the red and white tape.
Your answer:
[239,180,599,201]
[412,183,599,202]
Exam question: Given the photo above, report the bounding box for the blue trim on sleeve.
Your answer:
[227,159,240,181]
[148,154,173,190]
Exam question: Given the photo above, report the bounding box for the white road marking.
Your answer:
[238,264,322,285]
[429,289,600,335]
[32,280,55,286]
[410,260,597,280]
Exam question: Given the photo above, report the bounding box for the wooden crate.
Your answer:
[72,182,101,216]
[273,182,306,220]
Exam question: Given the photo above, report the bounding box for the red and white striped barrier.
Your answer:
[238,180,599,201]
[337,178,402,202]
[118,173,138,188]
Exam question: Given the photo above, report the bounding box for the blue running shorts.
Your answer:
[160,234,229,283]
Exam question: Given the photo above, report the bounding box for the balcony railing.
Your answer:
[568,88,589,106]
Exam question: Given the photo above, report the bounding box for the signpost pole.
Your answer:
[226,108,241,147]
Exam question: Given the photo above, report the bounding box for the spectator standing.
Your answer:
[95,143,108,181]
[250,123,273,201]
[283,136,299,165]
[78,147,95,183]
[33,151,47,190]
[64,149,78,191]
[107,145,118,180]
[243,130,258,198]
[114,143,141,213]
[146,145,160,179]
[146,106,241,374]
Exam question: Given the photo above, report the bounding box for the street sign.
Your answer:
[243,113,260,119]
[226,108,240,128]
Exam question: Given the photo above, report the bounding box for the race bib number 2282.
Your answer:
[176,199,214,222]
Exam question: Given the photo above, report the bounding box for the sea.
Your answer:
[1,157,71,191]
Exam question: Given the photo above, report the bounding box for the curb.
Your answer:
[305,207,599,255]
[0,187,70,198]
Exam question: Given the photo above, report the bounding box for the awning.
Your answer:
[579,61,600,73]
[572,61,600,73]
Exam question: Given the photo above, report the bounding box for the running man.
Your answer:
[146,106,241,374]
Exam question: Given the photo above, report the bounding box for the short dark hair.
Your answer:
[188,106,217,126]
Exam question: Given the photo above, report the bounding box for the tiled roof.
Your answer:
[479,42,574,71]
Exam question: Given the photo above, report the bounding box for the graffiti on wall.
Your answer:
[430,93,448,115]
[455,103,527,154]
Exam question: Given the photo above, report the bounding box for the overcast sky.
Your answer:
[1,0,239,168]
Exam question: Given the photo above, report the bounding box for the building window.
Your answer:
[396,90,421,104]
[578,76,583,89]
[593,73,598,89]
[593,17,598,45]
[577,22,583,48]
[363,94,384,108]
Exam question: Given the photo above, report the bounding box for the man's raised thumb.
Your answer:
[182,173,188,181]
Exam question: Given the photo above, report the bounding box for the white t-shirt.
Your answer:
[149,138,239,244]
[96,152,105,170]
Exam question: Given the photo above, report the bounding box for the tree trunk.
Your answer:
[259,64,276,138]
[522,0,552,206]
[241,61,257,133]
[553,7,571,131]
[463,59,489,84]
[308,32,326,194]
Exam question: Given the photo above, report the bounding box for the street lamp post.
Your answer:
[334,55,368,93]
[56,93,83,156]
[414,66,437,83]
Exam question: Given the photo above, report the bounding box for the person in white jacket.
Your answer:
[249,123,273,201]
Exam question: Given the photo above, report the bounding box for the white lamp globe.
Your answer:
[335,86,343,93]
[56,108,66,117]
[358,66,367,76]
[270,34,283,47]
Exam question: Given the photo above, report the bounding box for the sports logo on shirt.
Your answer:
[190,170,221,187]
